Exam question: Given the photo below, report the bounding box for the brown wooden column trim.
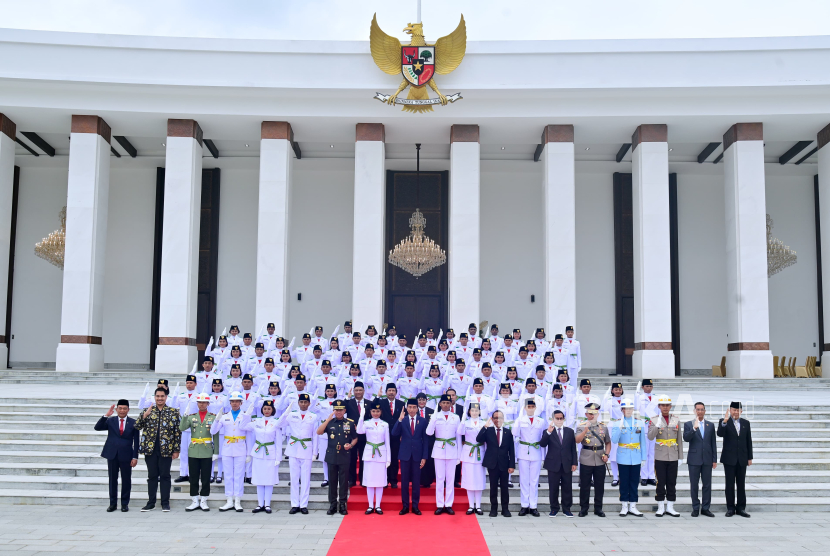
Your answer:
[158,337,197,346]
[727,342,770,351]
[71,115,111,144]
[167,119,203,146]
[633,342,672,351]
[0,114,16,140]
[631,124,667,151]
[723,123,763,151]
[61,335,103,345]
[542,125,574,143]
[450,124,479,143]
[356,123,385,142]
[262,121,293,141]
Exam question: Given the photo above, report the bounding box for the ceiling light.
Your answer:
[245,143,249,147]
[669,148,673,152]
[162,142,166,147]
[585,147,590,151]
[330,145,334,148]
[501,147,505,150]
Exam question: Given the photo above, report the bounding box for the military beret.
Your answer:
[552,383,562,391]
[555,333,563,340]
[267,322,275,328]
[345,320,352,326]
[255,342,264,349]
[322,360,331,366]
[642,379,653,386]
[265,357,275,364]
[242,374,253,381]
[482,362,491,369]
[212,378,222,385]
[566,326,574,332]
[526,378,537,386]
[270,381,279,388]
[332,399,347,410]
[612,382,622,389]
[519,346,528,353]
[315,325,323,331]
[295,374,307,381]
[298,393,310,402]
[580,378,591,387]
[440,394,452,403]
[460,333,468,338]
[204,356,215,363]
[302,333,311,339]
[473,378,484,385]
[243,333,252,339]
[231,363,242,370]
[313,344,323,351]
[158,379,168,386]
[325,384,336,391]
[186,375,197,382]
[229,325,240,332]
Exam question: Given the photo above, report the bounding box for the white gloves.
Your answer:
[212,454,219,461]
[246,456,252,463]
[386,461,391,468]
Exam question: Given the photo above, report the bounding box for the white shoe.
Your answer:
[200,496,210,511]
[619,502,628,516]
[628,503,643,517]
[219,498,234,512]
[656,501,665,517]
[234,496,243,512]
[185,496,200,512]
[666,501,680,517]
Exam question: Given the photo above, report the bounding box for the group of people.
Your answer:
[96,321,754,519]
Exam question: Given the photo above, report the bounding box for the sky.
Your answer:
[1,0,829,42]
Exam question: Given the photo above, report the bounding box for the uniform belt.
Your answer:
[656,439,677,447]
[619,442,641,449]
[435,437,456,449]
[427,394,442,401]
[456,396,466,401]
[503,420,514,428]
[254,440,275,455]
[289,436,312,449]
[366,441,386,458]
[463,440,483,461]
[583,446,604,451]
[519,440,541,449]
[225,436,246,444]
[190,438,213,445]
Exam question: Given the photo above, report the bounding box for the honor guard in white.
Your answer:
[196,357,219,392]
[551,334,571,383]
[426,394,462,514]
[385,324,398,346]
[311,325,328,352]
[396,363,421,401]
[172,374,200,483]
[564,326,582,387]
[246,343,268,376]
[487,324,503,351]
[336,320,354,348]
[257,322,277,346]
[210,392,251,512]
[275,394,318,514]
[637,379,658,485]
[293,333,315,365]
[514,398,546,516]
[458,402,487,515]
[533,328,551,353]
[501,335,519,364]
[513,346,535,378]
[478,365,500,397]
[420,364,448,409]
[302,345,325,377]
[455,334,476,362]
[240,333,255,359]
[226,325,243,347]
[517,378,546,420]
[464,378,495,418]
[310,360,342,400]
[494,384,518,428]
[254,358,280,393]
[366,361,395,400]
[356,400,392,514]
[467,324,482,348]
[242,399,283,514]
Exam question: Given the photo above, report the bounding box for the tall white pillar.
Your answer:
[631,124,676,378]
[351,123,386,330]
[723,123,773,378]
[56,115,111,372]
[541,125,576,336]
[0,114,17,369]
[449,125,480,331]
[818,124,830,360]
[155,119,203,373]
[255,121,293,336]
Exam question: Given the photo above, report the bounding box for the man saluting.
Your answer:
[318,399,358,515]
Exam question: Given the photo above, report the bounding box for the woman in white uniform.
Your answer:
[208,378,228,484]
[458,402,487,515]
[356,400,391,514]
[242,400,282,514]
[419,364,447,410]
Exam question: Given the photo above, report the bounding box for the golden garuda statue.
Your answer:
[370,13,466,113]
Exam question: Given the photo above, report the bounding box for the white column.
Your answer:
[255,121,293,336]
[56,115,111,372]
[818,124,830,359]
[541,125,576,336]
[155,119,203,373]
[351,123,386,331]
[723,123,773,378]
[631,124,676,378]
[0,114,16,369]
[449,125,480,331]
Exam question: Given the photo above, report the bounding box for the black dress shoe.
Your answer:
[210,475,215,483]
[375,508,383,515]
[301,507,308,514]
[265,507,272,514]
[391,483,398,489]
[365,508,374,515]
[737,510,750,518]
[321,480,329,488]
[702,509,715,517]
[530,509,540,517]
[400,506,409,515]
[476,508,483,515]
[611,480,619,487]
[244,477,252,484]
[578,510,588,517]
[594,510,606,517]
[647,479,657,486]
[466,508,475,515]
[121,506,129,512]
[691,509,699,517]
[640,479,648,486]
[413,506,421,515]
[518,507,528,516]
[349,481,356,487]
[289,507,300,514]
[141,503,155,512]
[489,509,498,517]
[252,506,264,514]
[216,476,223,484]
[339,504,348,516]
[454,482,461,488]
[106,505,117,512]
[725,509,735,517]
[502,509,512,517]
[161,503,171,512]
[174,476,188,483]
[444,507,455,515]
[327,505,337,515]
[434,508,443,515]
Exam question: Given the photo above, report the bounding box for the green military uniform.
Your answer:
[323,399,358,514]
[180,412,220,502]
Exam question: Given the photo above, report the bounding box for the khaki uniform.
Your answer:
[647,413,684,503]
[576,420,609,513]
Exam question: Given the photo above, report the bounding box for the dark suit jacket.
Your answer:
[95,415,140,462]
[717,417,753,466]
[476,426,515,471]
[345,398,372,425]
[683,419,717,466]
[380,398,406,427]
[540,427,577,472]
[391,415,430,461]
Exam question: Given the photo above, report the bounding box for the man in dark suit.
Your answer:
[717,401,753,517]
[345,382,370,486]
[476,410,515,517]
[683,401,718,517]
[540,409,577,517]
[380,384,405,488]
[94,399,140,512]
[391,398,429,515]
[415,394,436,488]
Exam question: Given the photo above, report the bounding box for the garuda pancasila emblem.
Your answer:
[370,13,466,114]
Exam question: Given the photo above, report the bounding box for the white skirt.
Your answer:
[251,458,279,486]
[461,461,485,490]
[362,461,388,488]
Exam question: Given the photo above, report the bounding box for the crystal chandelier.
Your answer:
[767,214,796,278]
[35,206,67,270]
[388,144,447,278]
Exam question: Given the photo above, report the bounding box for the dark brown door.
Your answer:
[384,170,449,344]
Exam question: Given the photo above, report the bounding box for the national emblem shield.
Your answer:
[401,45,435,87]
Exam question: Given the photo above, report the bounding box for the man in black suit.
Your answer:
[476,409,515,517]
[345,382,370,486]
[391,398,429,515]
[683,401,718,517]
[540,409,577,517]
[94,399,140,512]
[717,401,753,517]
[380,384,405,488]
[415,394,436,488]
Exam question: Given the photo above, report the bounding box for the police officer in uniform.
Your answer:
[575,400,611,517]
[317,399,358,515]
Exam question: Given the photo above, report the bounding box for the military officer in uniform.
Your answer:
[179,393,219,512]
[575,400,611,517]
[648,395,683,517]
[317,399,358,515]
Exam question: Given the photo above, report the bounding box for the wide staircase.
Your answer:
[0,370,828,512]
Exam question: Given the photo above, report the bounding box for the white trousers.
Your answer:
[434,458,457,508]
[366,486,384,509]
[245,432,255,477]
[518,459,542,508]
[179,430,191,475]
[466,490,483,508]
[222,455,245,497]
[289,457,313,508]
[640,438,656,479]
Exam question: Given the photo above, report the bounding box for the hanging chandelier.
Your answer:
[35,206,67,270]
[767,214,796,278]
[388,143,447,278]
